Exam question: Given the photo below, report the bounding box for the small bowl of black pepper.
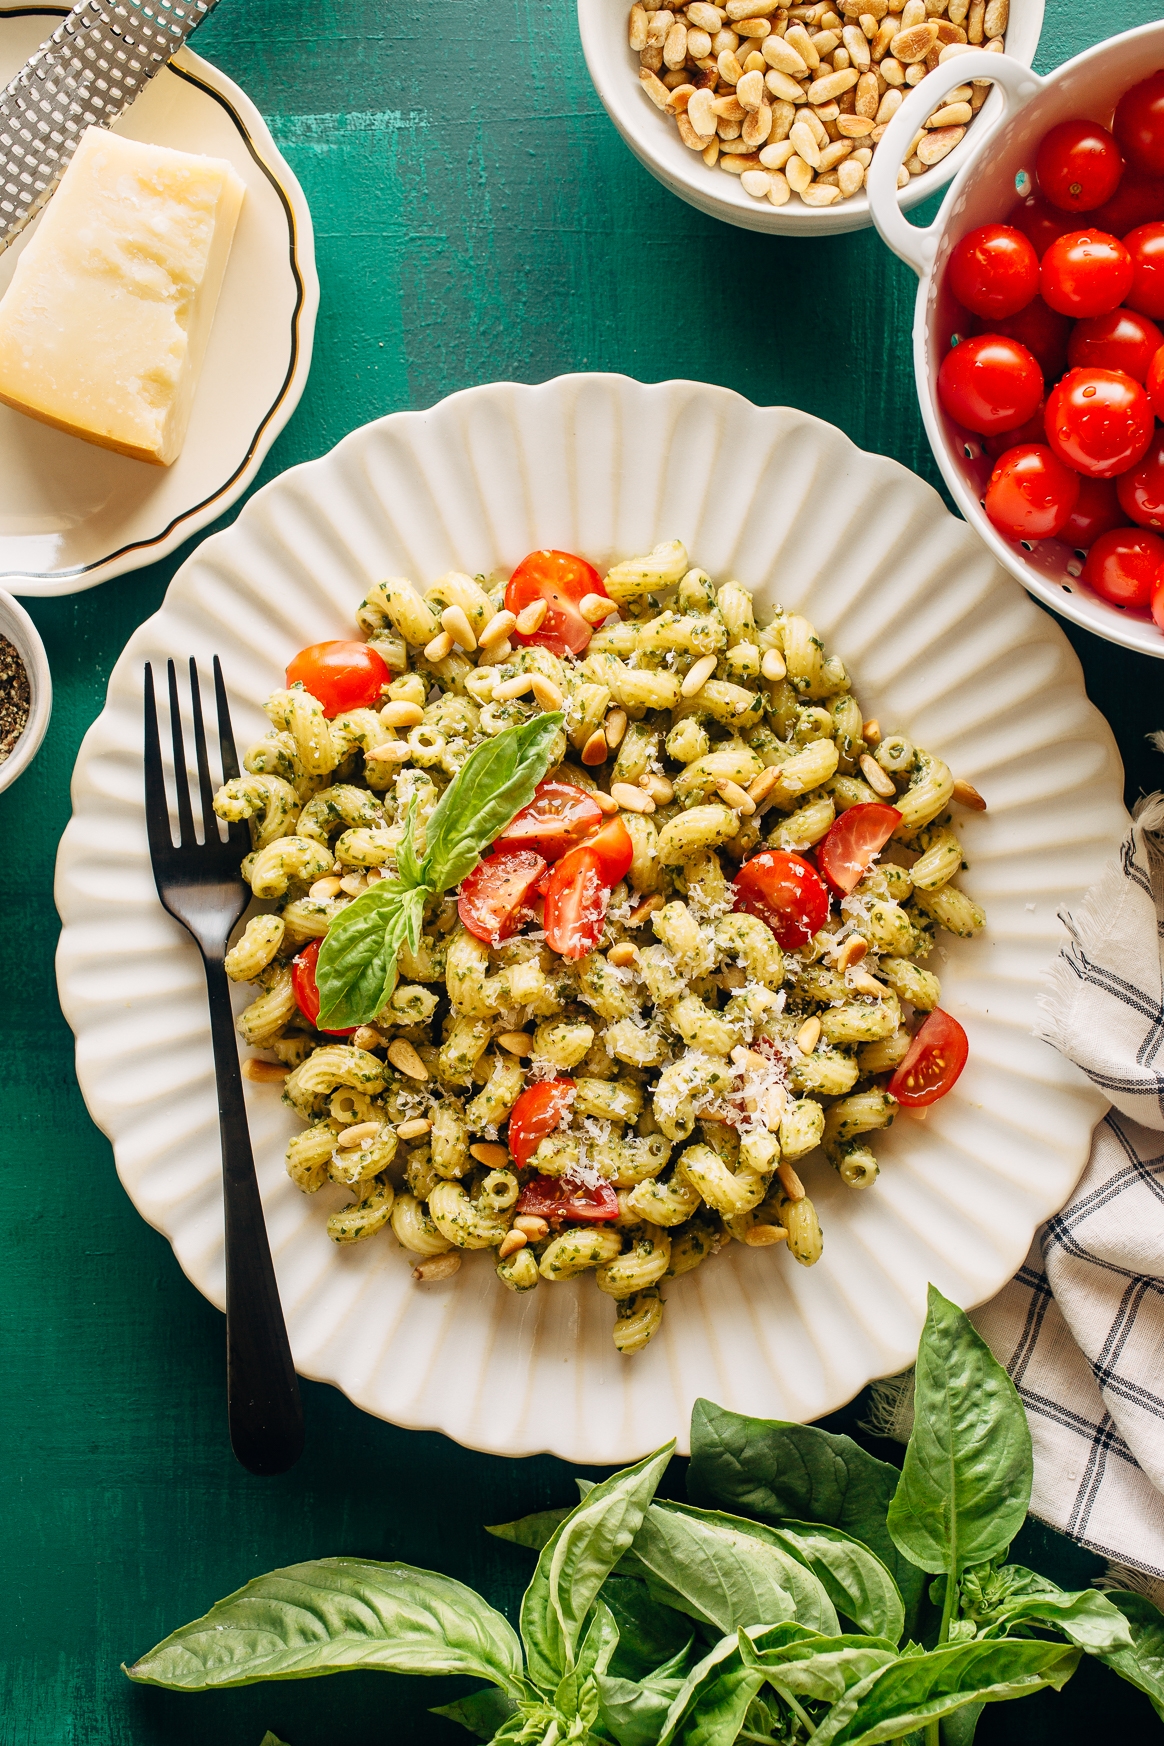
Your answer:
[0,589,51,795]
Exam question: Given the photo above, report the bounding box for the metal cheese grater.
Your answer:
[0,0,219,252]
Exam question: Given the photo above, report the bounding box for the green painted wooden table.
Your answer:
[3,1,1163,1740]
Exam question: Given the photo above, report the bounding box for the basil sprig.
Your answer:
[314,711,563,1029]
[127,1287,1164,1745]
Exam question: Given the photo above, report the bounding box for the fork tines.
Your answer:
[143,656,248,866]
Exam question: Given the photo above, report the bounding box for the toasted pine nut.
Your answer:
[477,637,513,667]
[378,701,424,728]
[859,753,897,798]
[424,630,454,663]
[514,1214,550,1239]
[836,935,869,971]
[337,1120,381,1148]
[761,648,787,681]
[582,729,609,766]
[591,788,621,814]
[309,875,343,899]
[680,653,719,696]
[639,772,674,804]
[580,592,617,624]
[745,1223,788,1246]
[608,941,640,967]
[716,778,756,815]
[495,674,534,700]
[605,707,628,747]
[952,778,987,811]
[515,599,548,635]
[388,1039,428,1079]
[862,718,881,744]
[530,675,564,711]
[777,1160,806,1200]
[470,1141,510,1168]
[439,604,477,651]
[612,781,656,813]
[479,609,517,647]
[367,740,412,764]
[764,1084,787,1126]
[242,1058,288,1083]
[498,1229,528,1259]
[497,1031,533,1055]
[747,766,782,804]
[413,1253,462,1282]
[352,1025,385,1050]
[396,1117,433,1140]
[796,1015,822,1054]
[628,892,666,926]
[848,967,889,998]
[340,873,368,896]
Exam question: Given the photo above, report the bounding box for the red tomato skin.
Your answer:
[497,780,603,862]
[1067,307,1164,381]
[1040,230,1134,318]
[1082,526,1164,608]
[1007,193,1083,256]
[1059,474,1126,549]
[1116,432,1164,530]
[734,850,831,950]
[1123,223,1164,320]
[1148,344,1164,419]
[290,939,357,1036]
[514,1174,619,1224]
[985,444,1081,541]
[1044,367,1155,478]
[972,297,1071,381]
[285,641,390,718]
[1153,569,1164,632]
[937,335,1044,436]
[948,225,1039,319]
[543,847,611,960]
[458,848,547,943]
[1036,120,1124,214]
[887,1010,969,1107]
[817,803,902,896]
[982,402,1046,460]
[1091,170,1164,237]
[1114,70,1164,179]
[507,1080,576,1169]
[505,550,606,658]
[581,815,634,885]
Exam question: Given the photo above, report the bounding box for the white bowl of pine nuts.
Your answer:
[578,0,1042,233]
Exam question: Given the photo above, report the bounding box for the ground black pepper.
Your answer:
[0,634,29,763]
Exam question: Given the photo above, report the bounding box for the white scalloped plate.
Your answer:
[54,374,1125,1461]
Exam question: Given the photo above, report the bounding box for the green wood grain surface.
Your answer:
[2,0,1163,1740]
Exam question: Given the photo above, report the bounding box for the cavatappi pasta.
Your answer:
[216,542,986,1354]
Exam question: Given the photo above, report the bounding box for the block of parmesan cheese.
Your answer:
[0,127,245,466]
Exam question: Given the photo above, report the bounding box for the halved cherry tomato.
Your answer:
[514,1173,619,1224]
[948,225,1039,320]
[1092,170,1164,238]
[498,780,603,862]
[290,938,356,1036]
[1117,432,1164,529]
[1007,193,1079,257]
[1036,120,1123,214]
[543,847,611,960]
[1040,230,1134,318]
[938,335,1043,435]
[1044,367,1154,478]
[285,640,390,717]
[581,814,634,884]
[458,848,546,943]
[1114,70,1164,179]
[1123,222,1164,320]
[734,850,830,951]
[1067,307,1164,381]
[1059,475,1125,550]
[817,803,902,896]
[507,1079,576,1169]
[506,549,608,658]
[972,297,1070,380]
[985,444,1081,542]
[1082,526,1164,609]
[887,1010,969,1107]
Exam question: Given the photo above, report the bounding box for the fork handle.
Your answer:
[203,957,305,1475]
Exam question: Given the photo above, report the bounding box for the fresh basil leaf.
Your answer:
[979,1588,1133,1653]
[598,1672,687,1746]
[739,1630,899,1705]
[887,1287,1032,1582]
[810,1638,1080,1746]
[657,1635,743,1746]
[315,882,420,1029]
[1097,1590,1164,1722]
[939,1700,983,1744]
[555,1598,621,1719]
[765,1521,905,1645]
[396,793,423,889]
[601,1574,695,1682]
[485,1507,573,1552]
[688,1399,926,1635]
[420,711,564,893]
[124,1558,527,1693]
[673,1651,766,1746]
[430,1686,519,1738]
[520,1443,674,1696]
[259,1735,291,1746]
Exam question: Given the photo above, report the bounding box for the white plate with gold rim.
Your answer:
[0,5,317,598]
[54,373,1124,1461]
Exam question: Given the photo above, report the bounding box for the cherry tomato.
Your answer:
[816,803,902,896]
[937,335,1043,436]
[458,848,546,943]
[972,296,1071,381]
[514,1173,619,1224]
[543,847,610,959]
[1059,474,1126,549]
[1040,230,1134,318]
[734,849,830,951]
[887,1010,969,1107]
[1067,306,1164,381]
[948,225,1039,319]
[1153,569,1164,633]
[1114,69,1164,179]
[507,1080,576,1169]
[1123,223,1164,320]
[982,402,1046,460]
[1044,367,1155,478]
[1007,193,1081,257]
[1081,525,1164,608]
[505,549,607,659]
[580,814,634,885]
[1148,343,1164,418]
[285,640,390,718]
[497,780,603,862]
[1116,431,1164,529]
[1036,120,1124,214]
[1091,170,1164,237]
[985,444,1081,541]
[290,939,356,1036]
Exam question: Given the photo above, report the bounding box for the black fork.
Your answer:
[144,657,304,1477]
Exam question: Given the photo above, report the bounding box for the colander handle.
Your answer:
[866,50,1045,278]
